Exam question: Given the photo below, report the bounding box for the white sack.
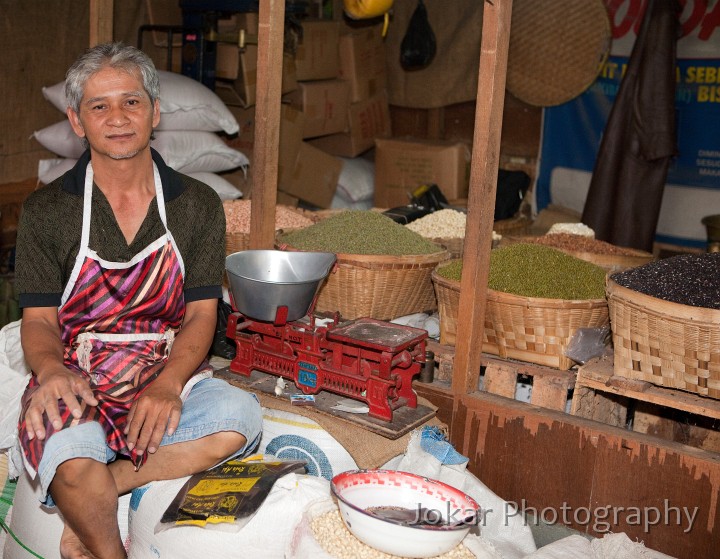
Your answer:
[382,428,538,559]
[0,321,29,454]
[32,119,85,159]
[257,407,358,481]
[3,472,130,559]
[128,472,329,559]
[336,157,375,203]
[151,131,248,174]
[38,158,78,185]
[187,172,242,200]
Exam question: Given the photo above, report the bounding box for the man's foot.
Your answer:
[59,524,98,559]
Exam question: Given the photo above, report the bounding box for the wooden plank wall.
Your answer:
[415,384,720,559]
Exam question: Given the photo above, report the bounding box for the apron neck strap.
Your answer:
[81,160,167,249]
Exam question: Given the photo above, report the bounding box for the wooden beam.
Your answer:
[89,0,113,46]
[250,0,285,249]
[452,0,513,396]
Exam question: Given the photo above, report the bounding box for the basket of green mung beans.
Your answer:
[433,244,609,369]
[277,210,449,320]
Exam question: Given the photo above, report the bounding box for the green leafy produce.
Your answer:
[436,243,607,300]
[278,210,442,255]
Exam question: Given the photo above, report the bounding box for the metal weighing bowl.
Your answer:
[225,250,336,322]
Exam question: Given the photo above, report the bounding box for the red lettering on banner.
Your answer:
[606,0,720,40]
[699,0,720,40]
[606,0,644,39]
[681,0,707,37]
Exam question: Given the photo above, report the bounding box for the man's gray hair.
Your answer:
[64,42,160,113]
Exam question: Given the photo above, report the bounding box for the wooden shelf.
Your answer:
[572,351,720,422]
[426,340,575,412]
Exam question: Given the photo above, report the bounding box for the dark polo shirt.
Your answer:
[16,149,225,308]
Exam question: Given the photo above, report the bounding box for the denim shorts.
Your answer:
[36,377,263,503]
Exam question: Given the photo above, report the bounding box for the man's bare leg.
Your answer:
[110,431,247,493]
[51,431,247,559]
[59,527,100,559]
[50,458,125,559]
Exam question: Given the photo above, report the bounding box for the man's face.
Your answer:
[67,66,160,161]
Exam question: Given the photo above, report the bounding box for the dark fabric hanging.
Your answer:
[581,0,680,253]
[400,0,437,71]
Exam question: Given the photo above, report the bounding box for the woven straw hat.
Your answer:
[507,0,612,107]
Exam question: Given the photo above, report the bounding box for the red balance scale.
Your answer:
[224,250,428,422]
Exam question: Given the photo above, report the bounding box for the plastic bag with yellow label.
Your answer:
[158,457,307,531]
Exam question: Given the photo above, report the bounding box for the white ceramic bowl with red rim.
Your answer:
[330,469,480,558]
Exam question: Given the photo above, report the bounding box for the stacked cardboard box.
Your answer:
[214,13,298,108]
[373,138,472,209]
[307,25,391,158]
[217,17,351,208]
[223,102,342,209]
[216,18,395,208]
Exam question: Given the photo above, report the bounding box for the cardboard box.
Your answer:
[224,105,256,155]
[220,104,304,199]
[284,79,350,139]
[294,19,341,80]
[216,45,297,107]
[374,138,471,209]
[279,142,342,208]
[338,27,387,103]
[308,90,391,157]
[276,191,300,206]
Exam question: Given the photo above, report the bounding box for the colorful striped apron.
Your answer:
[19,162,212,473]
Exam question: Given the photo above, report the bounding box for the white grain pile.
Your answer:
[405,209,502,244]
[223,200,315,233]
[311,509,476,559]
[405,209,467,239]
[547,222,595,238]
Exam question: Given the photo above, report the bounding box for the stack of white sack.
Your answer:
[33,70,246,200]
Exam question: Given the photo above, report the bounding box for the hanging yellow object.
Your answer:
[343,0,394,36]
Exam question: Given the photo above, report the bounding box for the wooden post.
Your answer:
[452,0,513,396]
[89,0,114,46]
[250,0,285,249]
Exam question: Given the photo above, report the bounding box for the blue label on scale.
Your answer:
[298,362,318,388]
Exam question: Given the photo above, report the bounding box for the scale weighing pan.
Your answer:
[226,250,336,323]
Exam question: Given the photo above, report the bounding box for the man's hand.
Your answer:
[123,299,217,457]
[124,380,183,456]
[24,368,99,441]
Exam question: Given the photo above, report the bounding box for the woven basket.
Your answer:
[607,277,720,399]
[432,263,609,369]
[225,231,250,256]
[493,215,533,237]
[313,250,450,321]
[432,237,464,259]
[507,0,611,107]
[432,268,463,345]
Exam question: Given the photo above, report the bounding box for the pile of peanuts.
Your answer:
[310,508,476,559]
[223,200,315,233]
